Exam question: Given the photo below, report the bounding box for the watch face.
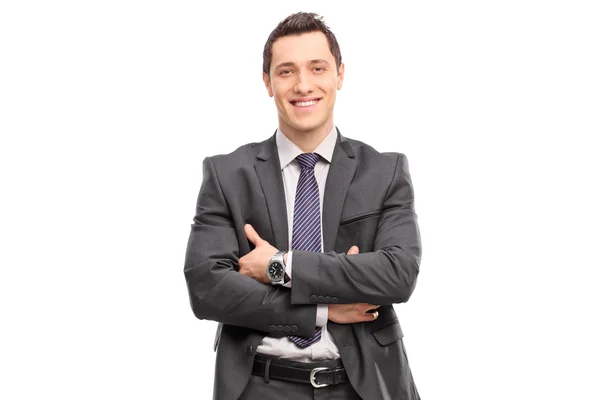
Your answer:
[268,262,284,281]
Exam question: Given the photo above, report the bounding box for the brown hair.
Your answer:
[262,12,342,76]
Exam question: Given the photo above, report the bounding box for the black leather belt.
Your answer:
[252,354,348,388]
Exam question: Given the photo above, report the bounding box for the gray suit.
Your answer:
[184,129,422,400]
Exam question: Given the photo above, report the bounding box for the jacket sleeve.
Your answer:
[184,157,317,337]
[290,153,422,306]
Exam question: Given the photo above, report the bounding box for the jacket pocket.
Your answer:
[372,322,403,346]
[336,210,381,253]
[339,210,381,226]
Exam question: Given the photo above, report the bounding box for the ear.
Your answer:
[336,62,345,90]
[263,72,273,97]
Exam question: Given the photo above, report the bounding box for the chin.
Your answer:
[291,119,325,133]
[294,126,320,134]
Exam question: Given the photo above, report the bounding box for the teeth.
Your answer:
[293,100,318,107]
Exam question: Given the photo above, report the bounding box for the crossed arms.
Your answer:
[183,154,421,337]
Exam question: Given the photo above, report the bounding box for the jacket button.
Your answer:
[309,295,317,303]
[246,345,253,355]
[284,325,291,332]
[269,325,277,332]
[276,325,284,332]
[317,295,324,303]
[324,296,331,303]
[290,325,298,332]
[331,297,339,303]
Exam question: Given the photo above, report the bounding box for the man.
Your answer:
[184,12,422,400]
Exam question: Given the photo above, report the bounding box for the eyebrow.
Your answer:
[274,59,331,70]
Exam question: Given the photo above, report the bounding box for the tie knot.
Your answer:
[296,153,320,170]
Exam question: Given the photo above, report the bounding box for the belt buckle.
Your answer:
[310,367,330,388]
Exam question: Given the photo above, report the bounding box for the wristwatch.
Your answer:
[266,251,286,285]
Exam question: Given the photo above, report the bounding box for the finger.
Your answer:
[361,303,380,313]
[358,309,379,322]
[244,224,263,245]
[346,245,359,255]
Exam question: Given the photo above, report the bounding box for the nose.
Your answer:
[294,71,314,94]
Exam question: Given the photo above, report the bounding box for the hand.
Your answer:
[327,245,380,324]
[239,224,279,284]
[328,303,380,324]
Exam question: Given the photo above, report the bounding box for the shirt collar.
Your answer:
[276,126,337,170]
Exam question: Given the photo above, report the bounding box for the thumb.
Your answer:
[244,224,263,245]
[347,245,359,255]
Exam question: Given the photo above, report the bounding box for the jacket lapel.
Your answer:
[254,134,289,251]
[322,131,357,252]
[321,131,357,357]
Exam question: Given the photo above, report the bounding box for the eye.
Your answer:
[279,69,292,76]
[314,66,325,72]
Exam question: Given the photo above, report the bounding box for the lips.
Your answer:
[291,99,319,107]
[289,98,322,112]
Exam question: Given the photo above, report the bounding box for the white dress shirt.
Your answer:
[255,126,341,361]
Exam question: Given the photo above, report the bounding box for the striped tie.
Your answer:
[288,153,323,348]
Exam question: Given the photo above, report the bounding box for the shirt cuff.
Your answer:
[283,251,293,288]
[316,305,328,327]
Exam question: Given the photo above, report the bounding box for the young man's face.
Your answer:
[263,31,344,137]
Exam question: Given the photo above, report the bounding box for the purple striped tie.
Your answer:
[288,153,323,348]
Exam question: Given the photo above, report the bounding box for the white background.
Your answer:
[1,1,599,399]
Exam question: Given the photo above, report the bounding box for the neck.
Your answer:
[279,121,333,153]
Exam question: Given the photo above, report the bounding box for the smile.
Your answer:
[290,99,321,110]
[292,100,319,107]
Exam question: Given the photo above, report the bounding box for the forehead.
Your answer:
[271,31,334,67]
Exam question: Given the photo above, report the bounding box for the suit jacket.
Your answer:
[184,129,422,400]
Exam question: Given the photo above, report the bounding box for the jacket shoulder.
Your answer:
[207,141,261,164]
[343,136,407,166]
[200,140,266,179]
